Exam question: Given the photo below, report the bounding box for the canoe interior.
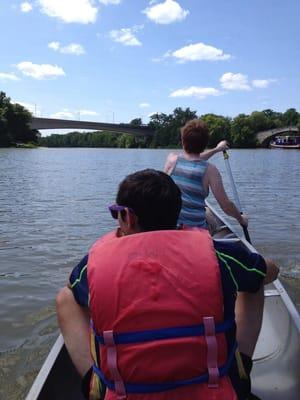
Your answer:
[252,287,300,399]
[28,342,84,400]
[26,204,300,400]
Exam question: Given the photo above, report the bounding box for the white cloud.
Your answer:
[109,27,142,46]
[79,109,99,116]
[20,2,33,12]
[170,42,231,62]
[48,42,85,55]
[16,61,65,80]
[139,102,150,108]
[98,0,121,4]
[50,109,98,119]
[0,72,20,81]
[38,0,98,24]
[143,0,189,24]
[252,79,277,88]
[51,110,74,119]
[62,44,84,55]
[48,41,60,51]
[169,86,222,100]
[220,72,250,90]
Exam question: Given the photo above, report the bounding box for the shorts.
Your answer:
[82,367,106,400]
[230,351,261,400]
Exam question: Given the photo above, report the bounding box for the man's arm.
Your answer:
[56,286,92,377]
[264,258,279,284]
[56,254,92,376]
[199,140,229,160]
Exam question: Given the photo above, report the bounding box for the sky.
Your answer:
[1,0,300,134]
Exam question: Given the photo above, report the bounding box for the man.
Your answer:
[56,169,278,400]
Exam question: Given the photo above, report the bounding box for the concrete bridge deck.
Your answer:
[30,117,154,136]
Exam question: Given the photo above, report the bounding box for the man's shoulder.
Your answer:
[213,239,266,292]
[213,240,245,255]
[213,239,264,267]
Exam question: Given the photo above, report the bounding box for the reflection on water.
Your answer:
[0,147,299,398]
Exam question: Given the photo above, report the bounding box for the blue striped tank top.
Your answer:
[171,156,209,228]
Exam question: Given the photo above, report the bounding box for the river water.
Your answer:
[0,147,299,399]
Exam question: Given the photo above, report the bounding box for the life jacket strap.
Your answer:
[93,318,234,345]
[92,341,237,394]
[203,316,220,388]
[103,330,127,399]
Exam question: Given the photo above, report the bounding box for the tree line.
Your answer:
[0,91,39,147]
[1,90,299,149]
[39,107,300,149]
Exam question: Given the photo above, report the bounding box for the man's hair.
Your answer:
[181,119,210,154]
[116,169,182,231]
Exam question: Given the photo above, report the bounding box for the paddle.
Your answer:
[222,150,251,243]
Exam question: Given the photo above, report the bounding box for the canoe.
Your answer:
[25,204,300,400]
[270,142,300,149]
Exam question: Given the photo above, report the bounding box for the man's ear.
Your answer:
[126,208,138,230]
[123,208,139,232]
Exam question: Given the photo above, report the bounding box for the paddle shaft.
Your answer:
[223,151,251,243]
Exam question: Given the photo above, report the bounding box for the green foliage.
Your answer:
[129,118,142,127]
[1,89,299,149]
[201,114,231,147]
[282,108,299,126]
[39,106,299,149]
[0,91,37,147]
[231,114,256,147]
[149,107,197,148]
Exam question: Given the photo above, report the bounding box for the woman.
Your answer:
[164,118,248,229]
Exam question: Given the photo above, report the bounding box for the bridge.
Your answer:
[30,117,154,136]
[256,126,299,146]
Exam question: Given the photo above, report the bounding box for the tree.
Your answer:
[117,133,136,148]
[38,107,299,149]
[6,103,35,143]
[0,91,37,147]
[282,108,299,126]
[231,114,257,147]
[149,108,197,148]
[201,114,231,147]
[129,118,142,127]
[248,111,272,133]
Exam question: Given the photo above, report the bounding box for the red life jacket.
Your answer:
[88,229,237,400]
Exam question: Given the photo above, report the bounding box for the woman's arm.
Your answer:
[206,164,248,226]
[200,140,229,161]
[164,152,178,175]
